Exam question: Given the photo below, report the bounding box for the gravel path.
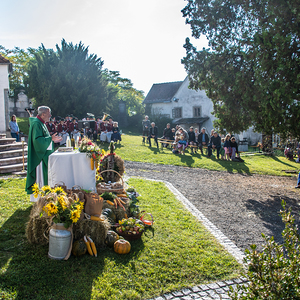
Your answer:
[125,161,300,252]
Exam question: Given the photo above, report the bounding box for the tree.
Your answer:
[0,46,33,100]
[103,69,145,116]
[182,0,300,138]
[26,39,117,118]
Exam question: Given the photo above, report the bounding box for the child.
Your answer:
[111,122,122,143]
[224,134,231,161]
[177,135,188,155]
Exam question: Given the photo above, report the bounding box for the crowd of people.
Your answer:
[9,111,122,146]
[142,115,243,161]
[47,114,122,145]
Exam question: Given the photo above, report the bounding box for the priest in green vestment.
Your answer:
[25,106,62,200]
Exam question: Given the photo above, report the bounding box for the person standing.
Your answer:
[25,106,62,202]
[142,115,151,143]
[9,115,20,142]
[148,122,159,148]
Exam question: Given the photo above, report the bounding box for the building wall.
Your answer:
[150,77,216,132]
[0,64,10,133]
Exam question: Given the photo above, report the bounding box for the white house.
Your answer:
[143,77,216,132]
[143,77,261,146]
[0,55,12,133]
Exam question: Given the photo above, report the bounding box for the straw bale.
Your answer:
[26,216,50,245]
[73,217,110,247]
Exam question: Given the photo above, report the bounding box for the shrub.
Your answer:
[230,200,300,299]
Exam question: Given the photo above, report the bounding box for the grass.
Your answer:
[17,117,30,136]
[0,178,242,300]
[106,134,300,177]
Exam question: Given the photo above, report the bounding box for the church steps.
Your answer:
[0,156,27,166]
[0,138,16,145]
[0,163,27,174]
[0,142,25,151]
[0,148,28,159]
[0,135,28,174]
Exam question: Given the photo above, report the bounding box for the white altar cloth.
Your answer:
[48,151,96,191]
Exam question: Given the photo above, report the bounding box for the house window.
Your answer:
[172,107,182,118]
[193,106,201,117]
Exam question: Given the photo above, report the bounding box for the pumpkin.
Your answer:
[102,208,116,224]
[114,239,131,254]
[105,230,119,247]
[72,240,87,256]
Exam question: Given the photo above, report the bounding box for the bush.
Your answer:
[230,200,300,299]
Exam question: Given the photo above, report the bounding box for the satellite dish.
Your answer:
[173,97,179,102]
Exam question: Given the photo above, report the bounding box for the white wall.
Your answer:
[0,64,10,133]
[151,77,216,132]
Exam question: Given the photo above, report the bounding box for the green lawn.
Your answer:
[109,134,300,177]
[0,178,241,300]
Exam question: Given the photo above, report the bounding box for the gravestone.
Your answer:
[118,100,128,128]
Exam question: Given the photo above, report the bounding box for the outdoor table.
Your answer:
[48,150,96,191]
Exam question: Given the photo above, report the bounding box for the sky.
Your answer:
[1,0,208,95]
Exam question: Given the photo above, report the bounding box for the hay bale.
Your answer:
[26,216,50,245]
[73,218,110,247]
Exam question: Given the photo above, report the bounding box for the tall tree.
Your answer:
[182,0,300,137]
[26,39,117,118]
[0,46,33,100]
[103,69,145,116]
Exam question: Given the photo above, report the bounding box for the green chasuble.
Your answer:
[25,117,54,194]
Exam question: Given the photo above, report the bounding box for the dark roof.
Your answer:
[143,81,183,104]
[0,55,10,64]
[172,117,209,125]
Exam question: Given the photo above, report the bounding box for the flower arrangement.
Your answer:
[79,137,103,162]
[33,183,84,228]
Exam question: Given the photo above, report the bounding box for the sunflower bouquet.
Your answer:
[33,184,84,229]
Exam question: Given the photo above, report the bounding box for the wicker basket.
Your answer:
[116,229,144,241]
[97,170,125,194]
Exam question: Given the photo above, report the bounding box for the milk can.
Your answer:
[48,223,72,260]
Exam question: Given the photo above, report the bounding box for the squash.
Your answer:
[102,208,116,224]
[72,240,87,257]
[114,239,131,254]
[105,230,119,247]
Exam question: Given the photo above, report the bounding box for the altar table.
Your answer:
[48,151,96,191]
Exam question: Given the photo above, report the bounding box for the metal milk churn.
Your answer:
[48,223,72,260]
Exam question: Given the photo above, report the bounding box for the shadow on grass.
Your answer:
[269,155,298,169]
[0,207,144,299]
[245,194,300,247]
[210,155,251,175]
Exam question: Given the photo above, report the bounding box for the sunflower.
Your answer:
[76,203,84,212]
[58,196,67,211]
[70,209,80,223]
[32,183,39,198]
[53,186,66,196]
[41,185,52,194]
[45,202,58,216]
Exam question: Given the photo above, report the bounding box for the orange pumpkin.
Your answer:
[114,239,131,254]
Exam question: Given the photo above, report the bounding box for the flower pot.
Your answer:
[48,223,72,260]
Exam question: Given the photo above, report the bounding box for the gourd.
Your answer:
[105,230,119,247]
[72,240,87,257]
[102,208,116,223]
[114,239,131,254]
